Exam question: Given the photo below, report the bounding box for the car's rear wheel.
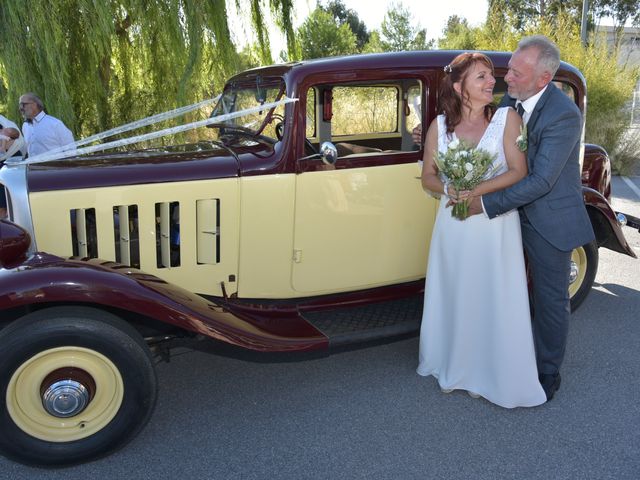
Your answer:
[569,241,598,312]
[0,307,157,466]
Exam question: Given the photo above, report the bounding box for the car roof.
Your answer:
[227,50,584,88]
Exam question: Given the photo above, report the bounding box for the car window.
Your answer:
[407,84,422,133]
[306,89,316,138]
[305,80,423,158]
[332,86,397,135]
[493,77,508,103]
[209,80,286,147]
[493,77,576,103]
[553,81,576,102]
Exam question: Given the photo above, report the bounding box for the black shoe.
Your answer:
[539,373,561,401]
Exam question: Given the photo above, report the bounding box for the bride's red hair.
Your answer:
[439,52,496,135]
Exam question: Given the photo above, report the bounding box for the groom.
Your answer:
[468,35,595,401]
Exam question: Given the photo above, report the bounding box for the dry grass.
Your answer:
[611,127,640,176]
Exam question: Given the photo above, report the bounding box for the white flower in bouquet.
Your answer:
[433,138,499,220]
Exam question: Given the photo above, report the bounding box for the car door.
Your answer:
[292,77,439,295]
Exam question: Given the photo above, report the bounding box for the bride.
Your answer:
[416,52,546,408]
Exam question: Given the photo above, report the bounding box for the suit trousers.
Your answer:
[519,210,572,376]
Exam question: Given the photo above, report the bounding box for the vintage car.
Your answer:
[0,50,638,466]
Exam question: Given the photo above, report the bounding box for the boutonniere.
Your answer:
[516,124,527,152]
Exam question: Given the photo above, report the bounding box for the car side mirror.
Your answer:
[319,142,338,165]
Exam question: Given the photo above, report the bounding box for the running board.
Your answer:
[302,295,423,347]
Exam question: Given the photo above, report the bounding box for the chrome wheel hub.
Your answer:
[42,380,90,417]
[39,367,96,418]
[569,260,578,285]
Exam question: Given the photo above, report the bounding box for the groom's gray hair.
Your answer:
[517,35,561,77]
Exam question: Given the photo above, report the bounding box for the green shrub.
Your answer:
[608,123,640,176]
[472,13,640,174]
[563,32,639,174]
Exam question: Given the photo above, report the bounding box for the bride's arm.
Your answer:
[468,109,527,197]
[421,118,447,195]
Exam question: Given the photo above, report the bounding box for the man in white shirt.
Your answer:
[19,93,75,158]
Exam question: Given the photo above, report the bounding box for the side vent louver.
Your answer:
[71,208,98,258]
[113,205,140,268]
[196,199,220,264]
[156,201,180,268]
[69,198,221,270]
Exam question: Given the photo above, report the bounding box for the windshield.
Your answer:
[209,78,287,147]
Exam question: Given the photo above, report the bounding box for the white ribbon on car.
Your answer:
[21,96,298,165]
[40,96,222,158]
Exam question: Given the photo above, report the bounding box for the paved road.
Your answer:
[2,177,639,480]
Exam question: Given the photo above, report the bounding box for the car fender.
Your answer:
[582,143,611,201]
[0,253,327,352]
[582,186,636,258]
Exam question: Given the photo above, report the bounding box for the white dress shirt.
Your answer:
[22,111,75,157]
[515,85,548,125]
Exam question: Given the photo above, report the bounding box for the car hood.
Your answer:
[24,143,254,192]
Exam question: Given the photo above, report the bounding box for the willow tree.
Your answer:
[0,0,295,138]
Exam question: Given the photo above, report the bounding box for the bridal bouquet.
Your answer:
[434,138,498,220]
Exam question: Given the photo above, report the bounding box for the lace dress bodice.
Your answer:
[436,107,510,182]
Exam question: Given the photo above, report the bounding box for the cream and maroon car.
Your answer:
[0,50,637,466]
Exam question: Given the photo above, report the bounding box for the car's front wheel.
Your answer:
[0,307,157,466]
[569,241,599,312]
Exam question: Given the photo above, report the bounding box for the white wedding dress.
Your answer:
[417,107,546,408]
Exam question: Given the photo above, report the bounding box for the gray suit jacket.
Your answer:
[483,83,595,252]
